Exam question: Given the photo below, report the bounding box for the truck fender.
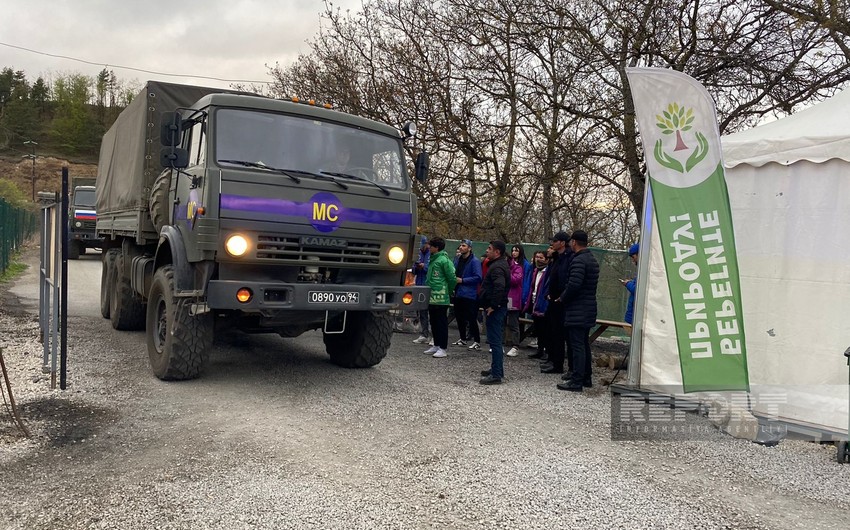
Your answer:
[154,226,194,292]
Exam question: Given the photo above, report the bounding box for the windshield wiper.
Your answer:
[218,160,352,190]
[321,171,391,196]
[218,159,302,184]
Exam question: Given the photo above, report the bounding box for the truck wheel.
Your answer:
[146,265,212,380]
[149,172,171,236]
[100,249,119,319]
[68,240,81,260]
[110,252,146,330]
[323,311,392,368]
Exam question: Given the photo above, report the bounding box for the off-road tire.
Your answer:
[146,265,212,380]
[110,252,146,330]
[100,249,119,319]
[323,311,392,368]
[149,172,171,236]
[68,240,81,260]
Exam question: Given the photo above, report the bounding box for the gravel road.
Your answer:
[1,243,849,530]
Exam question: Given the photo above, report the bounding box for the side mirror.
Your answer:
[414,151,429,183]
[160,111,183,147]
[160,147,189,169]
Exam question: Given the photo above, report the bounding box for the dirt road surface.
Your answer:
[1,243,849,529]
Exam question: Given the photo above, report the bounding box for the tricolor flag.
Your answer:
[626,67,749,393]
[75,209,97,220]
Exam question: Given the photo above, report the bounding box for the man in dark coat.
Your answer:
[540,230,574,374]
[555,230,600,392]
[478,240,510,385]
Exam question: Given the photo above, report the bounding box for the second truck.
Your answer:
[96,81,430,379]
[68,177,102,259]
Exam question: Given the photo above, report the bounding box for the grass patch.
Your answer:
[0,261,27,283]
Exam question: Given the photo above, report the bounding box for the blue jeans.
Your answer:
[418,308,430,338]
[487,305,508,379]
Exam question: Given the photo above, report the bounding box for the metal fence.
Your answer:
[0,197,38,276]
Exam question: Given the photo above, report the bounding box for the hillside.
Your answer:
[0,155,98,201]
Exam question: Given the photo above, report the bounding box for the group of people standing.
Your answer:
[412,230,603,392]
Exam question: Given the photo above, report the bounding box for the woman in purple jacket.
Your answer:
[504,251,524,357]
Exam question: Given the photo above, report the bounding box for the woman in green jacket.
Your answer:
[424,237,457,358]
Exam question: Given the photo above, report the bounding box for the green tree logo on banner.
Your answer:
[654,103,709,173]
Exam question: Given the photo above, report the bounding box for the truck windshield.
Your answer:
[214,108,408,190]
[74,189,96,207]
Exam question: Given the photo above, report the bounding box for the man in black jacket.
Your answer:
[478,240,510,385]
[556,230,600,392]
[540,230,574,374]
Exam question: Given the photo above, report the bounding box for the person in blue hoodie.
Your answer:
[452,239,483,350]
[412,235,432,344]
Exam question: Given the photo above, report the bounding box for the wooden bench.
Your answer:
[589,319,632,343]
[519,317,631,344]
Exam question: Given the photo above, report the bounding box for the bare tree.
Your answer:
[763,1,850,58]
[269,0,849,246]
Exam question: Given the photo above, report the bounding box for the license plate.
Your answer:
[307,291,359,304]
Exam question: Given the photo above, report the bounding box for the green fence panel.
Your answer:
[427,237,636,330]
[0,198,38,276]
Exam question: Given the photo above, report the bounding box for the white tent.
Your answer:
[634,90,850,436]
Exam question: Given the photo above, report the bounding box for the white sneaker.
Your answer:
[452,338,467,346]
[506,347,519,357]
[468,342,481,351]
[412,335,429,344]
[423,346,439,354]
[432,348,447,358]
[529,339,538,348]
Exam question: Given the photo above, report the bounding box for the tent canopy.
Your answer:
[721,89,850,168]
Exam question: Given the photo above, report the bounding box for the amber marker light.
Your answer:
[236,288,253,303]
[225,234,249,257]
[387,246,405,265]
[402,292,414,305]
[197,206,206,215]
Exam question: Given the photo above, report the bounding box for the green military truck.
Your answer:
[96,81,430,380]
[68,177,102,259]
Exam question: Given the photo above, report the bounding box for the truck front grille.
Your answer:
[75,220,96,230]
[256,236,381,265]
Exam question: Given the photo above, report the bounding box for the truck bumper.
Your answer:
[206,281,430,312]
[70,232,103,246]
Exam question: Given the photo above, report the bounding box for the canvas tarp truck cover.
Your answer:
[635,89,850,435]
[95,81,249,223]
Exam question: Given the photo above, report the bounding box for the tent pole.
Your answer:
[627,180,654,386]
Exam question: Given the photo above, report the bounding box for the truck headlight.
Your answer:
[387,246,405,265]
[225,234,250,257]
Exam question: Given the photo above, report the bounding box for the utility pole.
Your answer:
[23,140,38,202]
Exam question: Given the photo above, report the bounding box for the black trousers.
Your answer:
[544,304,565,369]
[565,326,592,385]
[428,305,449,349]
[532,314,547,356]
[454,297,480,343]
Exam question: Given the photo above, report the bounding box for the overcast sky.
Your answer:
[0,0,361,90]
